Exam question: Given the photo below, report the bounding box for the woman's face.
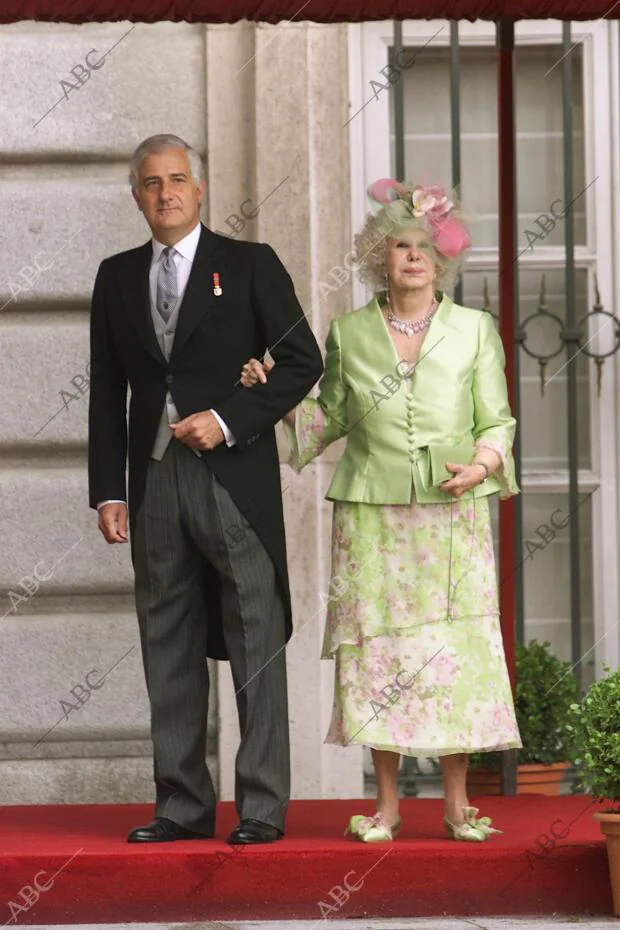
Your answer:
[385,228,437,293]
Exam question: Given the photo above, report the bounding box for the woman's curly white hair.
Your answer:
[352,181,471,294]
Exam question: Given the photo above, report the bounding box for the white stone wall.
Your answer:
[0,21,210,803]
[0,19,363,804]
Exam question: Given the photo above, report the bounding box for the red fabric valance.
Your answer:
[0,0,616,24]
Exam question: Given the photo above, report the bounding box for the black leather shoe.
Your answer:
[127,817,213,843]
[227,818,283,845]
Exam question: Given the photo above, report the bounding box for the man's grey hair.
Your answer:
[129,134,205,189]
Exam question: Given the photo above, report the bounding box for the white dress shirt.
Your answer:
[97,223,234,510]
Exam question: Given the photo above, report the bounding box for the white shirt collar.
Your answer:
[151,222,202,263]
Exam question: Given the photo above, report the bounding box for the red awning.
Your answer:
[0,0,616,24]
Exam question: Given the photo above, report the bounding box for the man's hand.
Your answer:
[170,410,225,451]
[98,503,129,544]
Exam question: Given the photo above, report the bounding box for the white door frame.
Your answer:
[347,18,620,676]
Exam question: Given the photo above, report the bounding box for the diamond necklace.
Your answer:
[386,296,437,337]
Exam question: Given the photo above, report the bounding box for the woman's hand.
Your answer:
[240,358,274,387]
[239,357,296,426]
[440,463,488,498]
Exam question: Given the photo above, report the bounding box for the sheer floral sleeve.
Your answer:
[472,313,519,499]
[475,437,518,499]
[283,319,349,472]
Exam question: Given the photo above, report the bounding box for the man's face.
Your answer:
[132,147,206,244]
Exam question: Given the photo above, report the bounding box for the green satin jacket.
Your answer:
[291,294,519,505]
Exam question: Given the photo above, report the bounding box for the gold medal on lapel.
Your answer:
[213,272,222,297]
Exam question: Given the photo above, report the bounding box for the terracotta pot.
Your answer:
[595,811,620,918]
[466,766,503,796]
[517,762,570,795]
[467,761,569,796]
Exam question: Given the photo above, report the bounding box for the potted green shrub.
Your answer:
[467,640,579,795]
[568,666,620,917]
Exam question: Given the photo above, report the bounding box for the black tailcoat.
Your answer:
[88,224,324,659]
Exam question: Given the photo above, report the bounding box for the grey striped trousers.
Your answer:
[133,439,290,834]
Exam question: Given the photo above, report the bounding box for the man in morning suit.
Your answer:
[88,133,323,845]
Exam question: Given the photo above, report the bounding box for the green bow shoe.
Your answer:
[444,805,503,842]
[345,812,402,843]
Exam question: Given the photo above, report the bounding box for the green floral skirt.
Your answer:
[322,495,521,757]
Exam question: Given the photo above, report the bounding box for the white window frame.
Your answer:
[347,19,620,675]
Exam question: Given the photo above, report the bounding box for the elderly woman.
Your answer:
[241,180,521,843]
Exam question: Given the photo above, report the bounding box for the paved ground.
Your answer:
[24,920,620,929]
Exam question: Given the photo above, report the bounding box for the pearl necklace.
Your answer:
[386,297,437,338]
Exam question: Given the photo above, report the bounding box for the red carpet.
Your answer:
[0,796,612,923]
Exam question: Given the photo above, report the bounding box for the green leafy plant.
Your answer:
[568,665,620,806]
[470,640,579,769]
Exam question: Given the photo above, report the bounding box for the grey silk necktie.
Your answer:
[156,246,178,324]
